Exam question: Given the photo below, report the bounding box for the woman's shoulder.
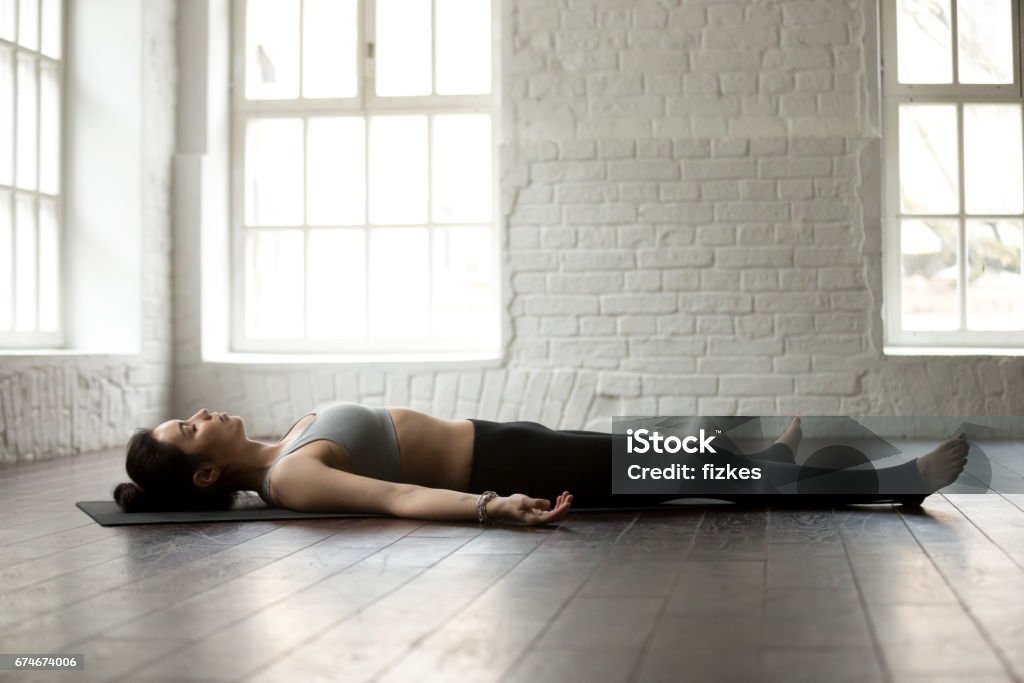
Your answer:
[265,441,327,506]
[267,441,402,514]
[275,439,345,478]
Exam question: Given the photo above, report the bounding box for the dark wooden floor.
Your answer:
[1,442,1023,683]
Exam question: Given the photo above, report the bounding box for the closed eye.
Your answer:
[178,420,197,438]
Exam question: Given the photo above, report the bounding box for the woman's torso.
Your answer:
[273,404,475,493]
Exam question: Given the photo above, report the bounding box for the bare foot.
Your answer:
[774,416,802,454]
[915,433,969,493]
[751,416,801,463]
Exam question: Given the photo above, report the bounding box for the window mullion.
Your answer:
[302,115,308,339]
[365,0,376,108]
[363,0,372,340]
[889,98,905,343]
[951,0,959,85]
[34,51,41,332]
[431,0,436,95]
[5,90,13,333]
[233,0,245,111]
[1016,0,1023,97]
[9,0,17,334]
[232,110,245,351]
[3,192,10,332]
[957,102,967,332]
[298,0,305,100]
[357,0,365,108]
[231,1,245,349]
[426,113,433,339]
[363,116,369,338]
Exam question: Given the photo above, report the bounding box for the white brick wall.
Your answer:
[4,0,1022,463]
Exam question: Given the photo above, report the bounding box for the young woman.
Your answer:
[114,402,970,524]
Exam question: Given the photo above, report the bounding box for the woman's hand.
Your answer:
[496,491,573,525]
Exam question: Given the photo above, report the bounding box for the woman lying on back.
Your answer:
[114,402,969,523]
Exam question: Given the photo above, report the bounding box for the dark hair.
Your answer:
[113,428,237,512]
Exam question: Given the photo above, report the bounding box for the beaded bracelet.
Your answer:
[476,490,498,523]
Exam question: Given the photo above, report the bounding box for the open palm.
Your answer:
[503,491,573,525]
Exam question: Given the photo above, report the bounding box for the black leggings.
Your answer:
[466,419,929,508]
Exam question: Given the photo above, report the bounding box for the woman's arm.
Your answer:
[393,486,573,524]
[274,456,573,524]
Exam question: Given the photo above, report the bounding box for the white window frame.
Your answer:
[229,0,501,355]
[0,0,64,349]
[882,0,1024,349]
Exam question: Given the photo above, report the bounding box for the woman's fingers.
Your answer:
[527,493,573,524]
[508,491,573,525]
[547,495,572,522]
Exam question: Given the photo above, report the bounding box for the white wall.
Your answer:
[0,0,176,463]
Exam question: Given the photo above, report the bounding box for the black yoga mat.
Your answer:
[76,500,379,526]
[76,498,713,526]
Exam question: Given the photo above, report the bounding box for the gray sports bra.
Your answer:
[259,401,402,507]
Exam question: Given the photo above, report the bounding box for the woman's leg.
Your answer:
[467,419,689,507]
[466,419,929,508]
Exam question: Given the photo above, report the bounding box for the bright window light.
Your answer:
[0,0,64,347]
[233,0,499,355]
[884,0,1024,348]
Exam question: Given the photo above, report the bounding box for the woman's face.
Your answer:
[152,408,245,457]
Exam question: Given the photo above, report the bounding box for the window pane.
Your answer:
[901,219,959,331]
[245,0,299,100]
[37,197,56,330]
[957,0,1013,84]
[307,117,365,225]
[436,0,491,95]
[897,0,952,84]
[38,61,58,195]
[432,227,496,345]
[964,104,1022,215]
[244,229,304,338]
[39,0,59,59]
[433,114,491,223]
[0,47,12,186]
[15,55,36,191]
[967,220,1023,330]
[368,227,428,337]
[306,228,366,338]
[375,0,431,96]
[245,118,303,226]
[14,194,35,331]
[0,0,14,41]
[303,0,357,98]
[899,104,958,214]
[0,191,10,329]
[18,0,37,50]
[368,115,427,224]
